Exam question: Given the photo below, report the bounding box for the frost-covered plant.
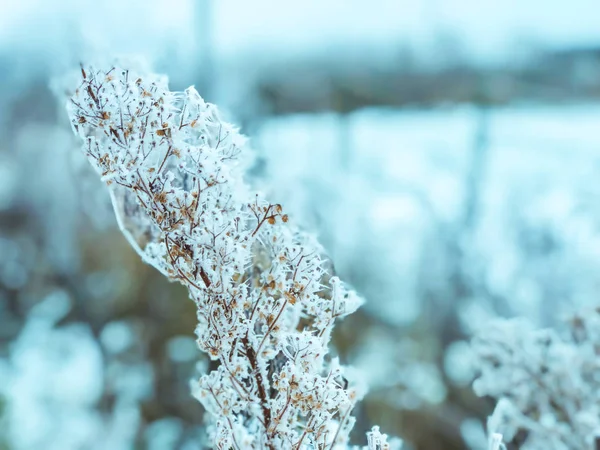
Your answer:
[471,309,600,450]
[67,65,396,450]
[487,432,506,450]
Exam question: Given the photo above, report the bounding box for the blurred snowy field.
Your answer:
[255,105,600,326]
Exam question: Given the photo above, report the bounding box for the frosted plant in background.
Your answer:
[0,291,138,450]
[67,65,396,449]
[0,291,103,450]
[0,289,188,450]
[471,309,600,450]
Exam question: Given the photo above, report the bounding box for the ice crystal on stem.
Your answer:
[67,65,394,449]
[364,426,394,450]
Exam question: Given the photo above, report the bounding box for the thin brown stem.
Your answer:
[242,335,275,450]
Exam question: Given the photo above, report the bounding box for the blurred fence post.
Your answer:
[194,0,215,101]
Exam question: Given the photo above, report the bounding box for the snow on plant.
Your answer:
[471,309,600,450]
[67,65,396,450]
[487,432,505,450]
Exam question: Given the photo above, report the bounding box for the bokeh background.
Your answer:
[1,1,600,449]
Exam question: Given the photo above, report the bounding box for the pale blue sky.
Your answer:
[1,0,599,64]
[212,0,600,60]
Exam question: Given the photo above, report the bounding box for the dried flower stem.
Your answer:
[67,64,393,449]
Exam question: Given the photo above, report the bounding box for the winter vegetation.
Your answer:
[66,64,397,449]
[57,59,600,450]
[472,310,600,450]
[2,76,600,448]
[2,2,600,448]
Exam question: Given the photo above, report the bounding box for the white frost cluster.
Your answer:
[471,310,600,450]
[67,65,392,449]
[364,426,397,450]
